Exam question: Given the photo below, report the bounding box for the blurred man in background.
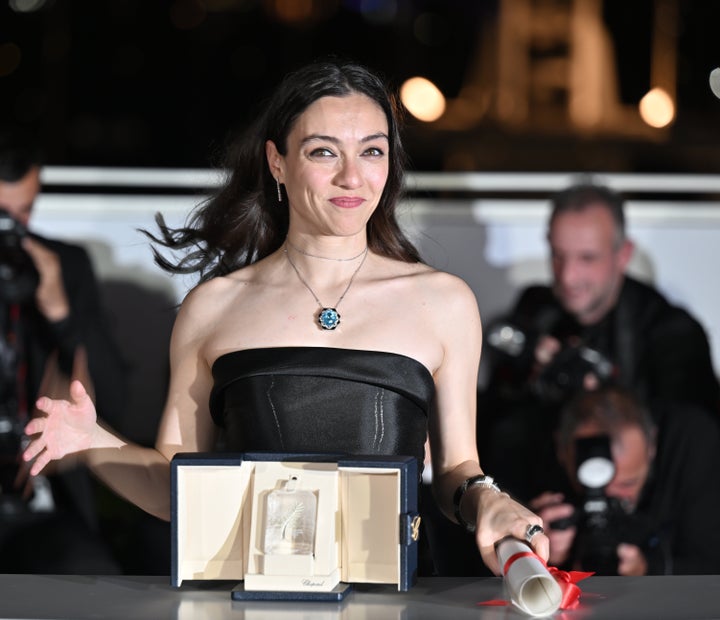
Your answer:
[531,387,720,575]
[478,182,719,501]
[0,125,127,573]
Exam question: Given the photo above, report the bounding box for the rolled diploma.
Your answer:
[496,537,562,617]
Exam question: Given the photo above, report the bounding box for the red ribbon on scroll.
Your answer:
[479,551,594,611]
[546,565,594,610]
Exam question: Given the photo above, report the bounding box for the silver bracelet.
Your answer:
[452,475,501,533]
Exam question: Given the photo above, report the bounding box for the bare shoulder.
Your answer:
[172,267,257,340]
[381,261,482,354]
[179,272,244,313]
[406,263,480,314]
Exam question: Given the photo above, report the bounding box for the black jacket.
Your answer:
[477,276,720,502]
[486,275,720,417]
[566,403,720,575]
[10,233,127,528]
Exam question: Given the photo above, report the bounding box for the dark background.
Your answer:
[2,0,720,173]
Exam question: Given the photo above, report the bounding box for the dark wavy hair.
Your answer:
[146,59,421,282]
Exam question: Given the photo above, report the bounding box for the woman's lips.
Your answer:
[329,197,365,208]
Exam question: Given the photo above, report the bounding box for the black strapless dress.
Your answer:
[209,347,434,466]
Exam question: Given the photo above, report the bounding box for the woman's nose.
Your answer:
[334,158,362,188]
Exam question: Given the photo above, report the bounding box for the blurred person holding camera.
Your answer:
[531,387,720,575]
[0,125,126,573]
[477,181,719,502]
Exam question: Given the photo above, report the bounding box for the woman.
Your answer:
[22,59,547,574]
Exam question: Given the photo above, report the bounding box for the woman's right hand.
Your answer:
[22,379,99,476]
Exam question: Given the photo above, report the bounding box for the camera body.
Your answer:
[0,409,24,510]
[573,488,628,575]
[485,321,615,401]
[0,208,38,509]
[549,435,622,574]
[556,487,654,575]
[0,346,25,509]
[0,208,39,304]
[551,435,653,575]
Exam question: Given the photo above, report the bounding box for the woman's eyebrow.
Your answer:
[300,132,389,145]
[361,132,389,143]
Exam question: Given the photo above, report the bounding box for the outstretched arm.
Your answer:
[22,286,217,521]
[23,378,176,520]
[428,273,549,574]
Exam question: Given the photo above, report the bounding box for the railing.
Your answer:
[40,167,720,194]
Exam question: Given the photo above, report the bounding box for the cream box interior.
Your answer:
[172,455,418,594]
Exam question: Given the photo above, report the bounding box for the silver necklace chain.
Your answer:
[285,238,368,262]
[284,243,369,330]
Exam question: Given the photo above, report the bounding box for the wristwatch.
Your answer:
[453,474,501,533]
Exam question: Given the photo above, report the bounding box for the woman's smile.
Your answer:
[329,196,365,208]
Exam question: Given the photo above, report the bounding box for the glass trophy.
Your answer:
[263,476,318,556]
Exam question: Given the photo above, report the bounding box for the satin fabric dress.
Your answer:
[209,347,435,467]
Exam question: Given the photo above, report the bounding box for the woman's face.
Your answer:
[266,93,390,238]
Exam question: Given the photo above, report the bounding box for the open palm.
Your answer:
[23,380,98,476]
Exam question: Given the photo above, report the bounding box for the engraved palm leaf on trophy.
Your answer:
[264,476,317,555]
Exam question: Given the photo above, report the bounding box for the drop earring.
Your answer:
[276,178,282,202]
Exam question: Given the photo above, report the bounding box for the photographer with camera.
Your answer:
[477,181,720,502]
[531,387,720,575]
[0,126,127,573]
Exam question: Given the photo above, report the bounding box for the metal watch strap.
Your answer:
[452,474,501,533]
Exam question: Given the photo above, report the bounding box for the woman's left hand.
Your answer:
[473,488,549,575]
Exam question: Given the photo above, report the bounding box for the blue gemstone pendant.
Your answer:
[318,308,340,330]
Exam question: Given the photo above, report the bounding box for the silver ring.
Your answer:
[525,524,544,544]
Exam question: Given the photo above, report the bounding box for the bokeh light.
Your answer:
[638,87,675,128]
[709,68,720,99]
[9,0,47,12]
[400,77,446,122]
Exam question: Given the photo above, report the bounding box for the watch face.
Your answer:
[577,456,615,489]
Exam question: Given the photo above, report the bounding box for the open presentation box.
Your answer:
[171,452,421,601]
